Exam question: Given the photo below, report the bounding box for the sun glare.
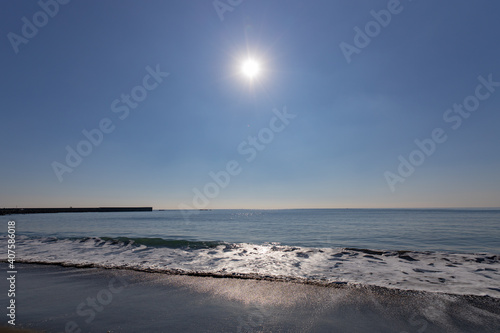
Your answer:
[241,59,260,79]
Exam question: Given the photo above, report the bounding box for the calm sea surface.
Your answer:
[9,208,500,253]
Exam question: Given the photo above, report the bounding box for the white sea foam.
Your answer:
[2,236,499,297]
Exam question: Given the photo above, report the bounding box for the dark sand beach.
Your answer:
[1,263,499,332]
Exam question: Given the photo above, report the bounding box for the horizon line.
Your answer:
[3,206,500,211]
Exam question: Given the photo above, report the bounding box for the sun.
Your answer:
[241,59,260,79]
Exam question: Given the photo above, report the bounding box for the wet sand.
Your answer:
[1,263,499,332]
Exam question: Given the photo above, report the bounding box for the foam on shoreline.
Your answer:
[2,235,499,297]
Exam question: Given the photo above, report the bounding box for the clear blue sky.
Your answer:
[1,0,499,209]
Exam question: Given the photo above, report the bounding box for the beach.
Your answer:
[2,263,499,332]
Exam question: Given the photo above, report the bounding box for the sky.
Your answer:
[1,0,500,209]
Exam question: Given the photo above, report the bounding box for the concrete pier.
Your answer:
[0,207,153,215]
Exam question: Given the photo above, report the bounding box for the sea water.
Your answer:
[2,209,499,296]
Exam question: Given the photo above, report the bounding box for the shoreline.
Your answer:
[6,259,500,301]
[7,235,499,298]
[1,263,499,332]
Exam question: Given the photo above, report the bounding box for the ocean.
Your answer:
[3,209,500,297]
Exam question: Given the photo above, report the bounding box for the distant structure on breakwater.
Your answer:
[0,207,153,215]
